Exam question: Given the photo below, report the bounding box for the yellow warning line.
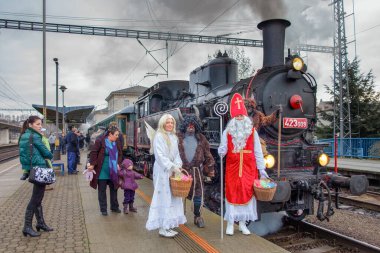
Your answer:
[136,189,220,253]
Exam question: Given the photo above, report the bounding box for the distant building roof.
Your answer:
[32,104,94,124]
[317,100,334,113]
[105,85,147,101]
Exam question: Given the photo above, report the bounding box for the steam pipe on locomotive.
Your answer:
[132,19,369,222]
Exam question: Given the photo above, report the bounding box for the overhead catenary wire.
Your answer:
[0,75,30,105]
[170,0,242,58]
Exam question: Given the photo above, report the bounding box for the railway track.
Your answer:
[334,191,380,212]
[266,217,380,253]
[0,144,19,163]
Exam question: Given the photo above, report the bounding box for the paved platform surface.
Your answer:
[327,158,380,173]
[0,155,89,253]
[0,152,288,253]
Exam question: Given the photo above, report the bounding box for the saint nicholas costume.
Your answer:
[218,93,267,235]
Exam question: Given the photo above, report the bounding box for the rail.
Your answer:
[0,144,19,163]
[281,218,380,253]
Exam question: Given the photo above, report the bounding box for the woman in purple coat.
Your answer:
[118,159,143,213]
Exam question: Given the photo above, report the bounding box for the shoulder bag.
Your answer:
[28,133,56,185]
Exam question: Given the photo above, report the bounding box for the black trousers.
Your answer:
[98,179,119,212]
[27,183,46,211]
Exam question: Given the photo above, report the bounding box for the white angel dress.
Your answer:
[146,131,187,230]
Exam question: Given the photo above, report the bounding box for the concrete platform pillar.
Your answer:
[0,129,10,145]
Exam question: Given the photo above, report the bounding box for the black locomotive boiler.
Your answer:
[128,19,368,221]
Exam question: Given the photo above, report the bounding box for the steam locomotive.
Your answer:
[90,19,368,221]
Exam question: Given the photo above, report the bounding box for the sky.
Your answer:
[0,0,379,112]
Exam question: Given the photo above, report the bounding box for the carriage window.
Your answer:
[150,95,163,113]
[139,103,144,117]
[144,100,148,115]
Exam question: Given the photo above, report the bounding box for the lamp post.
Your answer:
[59,85,67,134]
[53,58,60,160]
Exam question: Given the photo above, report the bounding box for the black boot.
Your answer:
[22,209,40,237]
[129,202,137,212]
[35,206,53,232]
[20,173,29,180]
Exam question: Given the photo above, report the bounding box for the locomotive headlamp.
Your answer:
[264,154,275,169]
[292,57,304,71]
[318,153,330,167]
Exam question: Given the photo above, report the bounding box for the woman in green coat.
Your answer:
[19,116,53,237]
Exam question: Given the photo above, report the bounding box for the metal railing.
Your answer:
[315,138,380,159]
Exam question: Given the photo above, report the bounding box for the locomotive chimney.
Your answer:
[258,19,291,68]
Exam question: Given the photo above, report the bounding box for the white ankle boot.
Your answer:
[239,221,251,235]
[226,222,234,235]
[159,228,176,238]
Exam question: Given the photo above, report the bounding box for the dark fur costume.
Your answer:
[245,98,278,155]
[177,115,215,198]
[179,114,202,134]
[244,98,278,130]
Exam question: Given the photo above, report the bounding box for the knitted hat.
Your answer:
[122,159,133,169]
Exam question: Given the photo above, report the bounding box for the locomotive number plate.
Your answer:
[283,117,308,129]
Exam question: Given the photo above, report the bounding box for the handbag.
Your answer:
[28,133,56,185]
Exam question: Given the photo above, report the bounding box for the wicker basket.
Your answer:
[254,179,277,202]
[170,169,193,198]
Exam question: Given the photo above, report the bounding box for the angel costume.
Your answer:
[146,131,187,230]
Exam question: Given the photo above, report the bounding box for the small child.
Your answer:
[118,159,144,214]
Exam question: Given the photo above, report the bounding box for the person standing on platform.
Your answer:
[75,130,82,165]
[118,158,143,213]
[177,114,215,228]
[66,126,79,174]
[85,133,90,150]
[88,126,123,216]
[218,93,268,236]
[146,114,187,238]
[19,116,54,237]
[48,133,56,154]
[105,122,124,151]
[40,128,53,168]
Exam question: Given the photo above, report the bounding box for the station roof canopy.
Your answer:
[32,104,94,124]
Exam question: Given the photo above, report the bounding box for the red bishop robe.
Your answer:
[225,129,258,205]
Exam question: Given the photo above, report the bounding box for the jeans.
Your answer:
[67,152,77,173]
[98,179,119,212]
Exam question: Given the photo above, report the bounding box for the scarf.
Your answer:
[105,138,119,187]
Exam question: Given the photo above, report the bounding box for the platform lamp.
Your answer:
[53,58,61,161]
[59,85,67,135]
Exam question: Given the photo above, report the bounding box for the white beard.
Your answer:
[226,116,253,152]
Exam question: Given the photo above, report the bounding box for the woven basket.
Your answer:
[170,169,193,198]
[254,179,277,202]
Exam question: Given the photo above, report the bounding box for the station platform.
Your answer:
[327,158,380,180]
[0,153,288,253]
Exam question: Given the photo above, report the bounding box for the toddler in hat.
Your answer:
[118,158,144,214]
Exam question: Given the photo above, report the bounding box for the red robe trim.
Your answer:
[225,129,258,205]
